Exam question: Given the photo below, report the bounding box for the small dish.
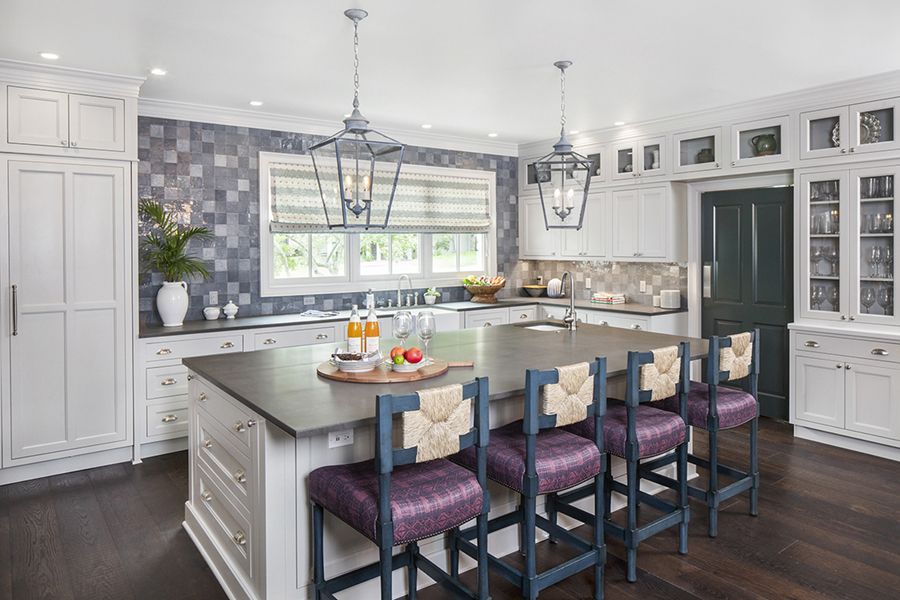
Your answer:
[391,358,432,373]
[330,351,383,373]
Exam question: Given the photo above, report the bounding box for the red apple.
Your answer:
[404,347,423,364]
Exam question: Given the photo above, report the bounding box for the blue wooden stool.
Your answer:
[644,330,761,537]
[557,342,691,583]
[452,358,607,600]
[308,378,491,600]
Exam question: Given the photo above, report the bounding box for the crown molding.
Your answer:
[138,97,519,157]
[0,59,144,98]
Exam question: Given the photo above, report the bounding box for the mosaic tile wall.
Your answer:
[137,116,519,325]
[511,260,689,308]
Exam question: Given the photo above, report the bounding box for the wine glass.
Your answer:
[886,245,894,279]
[826,247,840,276]
[811,246,823,276]
[861,287,876,313]
[869,246,882,278]
[829,287,840,312]
[393,310,412,347]
[416,311,436,362]
[811,286,824,310]
[878,287,893,316]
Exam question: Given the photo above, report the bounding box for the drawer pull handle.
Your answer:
[232,530,247,546]
[263,338,277,345]
[871,348,889,356]
[156,348,172,356]
[220,341,235,349]
[630,324,642,330]
[315,333,329,340]
[202,439,212,448]
[161,378,178,386]
[599,321,608,326]
[198,392,207,402]
[483,322,492,327]
[845,364,852,370]
[247,419,257,428]
[200,490,212,502]
[234,471,247,484]
[161,414,179,423]
[519,314,528,319]
[804,341,820,348]
[233,421,246,433]
[187,374,194,381]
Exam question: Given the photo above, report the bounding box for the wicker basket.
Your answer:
[465,283,506,304]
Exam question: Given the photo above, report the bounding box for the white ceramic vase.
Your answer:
[157,281,189,327]
[424,295,437,305]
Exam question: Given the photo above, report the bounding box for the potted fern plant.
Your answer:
[139,199,212,326]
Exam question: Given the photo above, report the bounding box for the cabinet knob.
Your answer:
[233,470,247,484]
[316,333,329,340]
[630,324,642,330]
[233,421,246,433]
[232,530,247,546]
[840,315,847,320]
[156,348,172,355]
[849,316,856,321]
[187,373,194,381]
[220,341,235,349]
[804,340,820,348]
[60,140,68,146]
[845,364,851,370]
[70,141,77,148]
[871,348,889,356]
[247,419,257,428]
[161,414,179,423]
[202,439,212,448]
[841,149,847,154]
[200,490,212,502]
[161,377,177,386]
[483,322,492,327]
[836,364,843,368]
[849,147,856,153]
[731,161,736,166]
[599,321,608,326]
[198,392,207,402]
[263,338,277,345]
[715,162,719,167]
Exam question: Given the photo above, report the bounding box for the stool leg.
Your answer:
[517,502,526,557]
[603,470,613,520]
[593,469,605,600]
[546,492,559,544]
[380,542,392,600]
[476,511,490,600]
[407,542,419,600]
[524,493,538,600]
[449,526,460,577]
[626,454,638,583]
[677,439,689,555]
[313,503,324,600]
[750,416,759,517]
[708,428,719,538]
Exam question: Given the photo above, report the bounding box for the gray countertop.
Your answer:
[183,322,707,438]
[141,297,684,338]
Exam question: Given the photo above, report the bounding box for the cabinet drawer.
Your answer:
[146,365,189,399]
[197,408,252,508]
[509,306,537,322]
[145,335,243,362]
[465,308,509,329]
[795,334,900,364]
[253,326,336,350]
[194,462,253,579]
[596,313,650,331]
[146,399,188,440]
[191,379,257,452]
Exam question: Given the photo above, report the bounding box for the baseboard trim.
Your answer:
[794,425,900,462]
[0,446,133,485]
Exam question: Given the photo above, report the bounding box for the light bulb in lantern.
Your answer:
[565,188,575,209]
[553,188,562,208]
[363,174,371,194]
[344,174,353,199]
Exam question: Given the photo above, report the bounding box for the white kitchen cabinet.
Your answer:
[845,360,900,440]
[464,308,509,329]
[611,185,684,261]
[794,354,846,428]
[612,136,666,181]
[560,192,607,259]
[674,127,722,173]
[801,97,900,160]
[519,195,559,258]
[3,160,130,465]
[730,115,791,168]
[7,86,68,147]
[68,93,126,152]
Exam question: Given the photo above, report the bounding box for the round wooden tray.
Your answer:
[317,358,472,384]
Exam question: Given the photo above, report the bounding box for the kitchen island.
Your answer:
[182,322,706,600]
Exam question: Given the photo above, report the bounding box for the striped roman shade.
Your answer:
[268,159,492,233]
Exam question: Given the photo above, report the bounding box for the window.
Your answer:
[259,153,497,296]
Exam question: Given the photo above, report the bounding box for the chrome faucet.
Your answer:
[397,274,413,307]
[561,271,577,331]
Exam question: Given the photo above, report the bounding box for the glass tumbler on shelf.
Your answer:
[393,310,412,347]
[416,311,436,362]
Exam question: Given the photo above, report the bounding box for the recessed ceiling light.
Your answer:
[39,52,59,60]
[569,130,580,135]
[150,67,167,76]
[613,121,626,126]
[249,100,263,107]
[487,132,498,138]
[421,124,432,129]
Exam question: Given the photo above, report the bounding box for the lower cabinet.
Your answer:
[794,355,846,428]
[844,361,900,440]
[465,307,510,329]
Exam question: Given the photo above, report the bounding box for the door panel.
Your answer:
[702,187,793,419]
[794,355,845,427]
[7,87,69,147]
[68,94,126,152]
[612,189,638,258]
[845,361,900,440]
[638,187,667,258]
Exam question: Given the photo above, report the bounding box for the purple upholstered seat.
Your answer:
[453,420,601,494]
[657,380,758,430]
[565,400,687,459]
[308,459,484,545]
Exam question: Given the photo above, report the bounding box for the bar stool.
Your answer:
[645,330,760,537]
[556,342,691,583]
[452,358,607,600]
[308,378,491,600]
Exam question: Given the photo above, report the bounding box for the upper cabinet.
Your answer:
[68,93,126,152]
[801,97,900,160]
[518,192,607,260]
[730,116,791,168]
[673,127,722,173]
[610,186,677,260]
[612,136,666,181]
[518,144,607,195]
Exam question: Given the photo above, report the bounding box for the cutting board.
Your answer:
[316,359,474,384]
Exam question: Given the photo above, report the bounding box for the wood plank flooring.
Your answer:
[0,419,898,599]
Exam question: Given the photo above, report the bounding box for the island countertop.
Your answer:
[183,322,707,438]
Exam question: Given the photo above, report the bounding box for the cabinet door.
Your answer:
[6,161,128,462]
[612,141,638,181]
[582,193,607,258]
[637,187,668,258]
[68,94,126,152]
[637,136,666,178]
[730,115,791,168]
[611,189,639,258]
[800,106,849,159]
[520,196,559,258]
[7,86,69,148]
[848,97,900,154]
[845,361,900,440]
[673,127,722,173]
[464,309,509,329]
[793,355,845,428]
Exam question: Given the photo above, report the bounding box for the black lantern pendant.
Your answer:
[309,9,405,230]
[533,61,592,230]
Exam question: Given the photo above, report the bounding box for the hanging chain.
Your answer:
[559,66,566,131]
[352,18,360,109]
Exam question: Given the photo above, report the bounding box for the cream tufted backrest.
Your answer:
[402,383,471,463]
[541,362,594,427]
[720,332,753,381]
[639,346,682,401]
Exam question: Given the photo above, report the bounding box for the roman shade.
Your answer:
[268,159,492,233]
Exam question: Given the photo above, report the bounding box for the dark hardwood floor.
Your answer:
[1,419,898,600]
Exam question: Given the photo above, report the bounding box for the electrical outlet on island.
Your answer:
[328,429,354,448]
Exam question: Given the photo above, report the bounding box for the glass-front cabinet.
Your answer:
[800,166,897,325]
[801,97,900,159]
[673,127,721,173]
[611,136,665,181]
[730,116,790,168]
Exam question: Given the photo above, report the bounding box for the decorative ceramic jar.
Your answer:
[696,148,715,164]
[157,281,189,327]
[223,300,239,319]
[203,306,221,320]
[750,133,778,156]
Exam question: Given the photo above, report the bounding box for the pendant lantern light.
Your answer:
[533,61,593,230]
[309,8,405,230]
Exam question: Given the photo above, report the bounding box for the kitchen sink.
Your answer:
[520,323,569,332]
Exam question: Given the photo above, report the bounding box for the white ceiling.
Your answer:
[3,0,900,146]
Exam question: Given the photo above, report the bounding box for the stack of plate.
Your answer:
[330,351,383,373]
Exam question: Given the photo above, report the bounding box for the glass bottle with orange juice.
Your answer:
[347,305,362,353]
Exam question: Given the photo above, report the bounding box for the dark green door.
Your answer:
[701,187,793,420]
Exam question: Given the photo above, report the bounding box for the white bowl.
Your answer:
[331,352,383,373]
[391,357,432,373]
